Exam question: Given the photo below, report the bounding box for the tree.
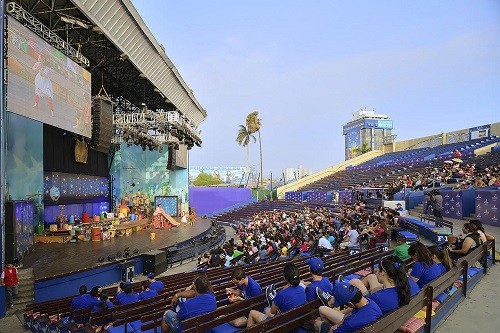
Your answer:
[246,111,263,186]
[361,142,372,154]
[236,125,256,181]
[193,171,222,186]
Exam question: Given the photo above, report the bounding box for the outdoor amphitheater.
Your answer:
[0,1,499,333]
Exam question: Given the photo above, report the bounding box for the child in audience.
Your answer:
[408,242,442,288]
[225,267,263,327]
[139,280,158,300]
[429,245,453,274]
[246,263,306,327]
[118,282,139,305]
[314,283,383,333]
[301,257,332,302]
[393,236,411,261]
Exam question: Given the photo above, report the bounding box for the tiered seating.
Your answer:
[299,137,500,192]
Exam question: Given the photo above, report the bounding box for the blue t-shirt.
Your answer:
[71,294,100,310]
[273,285,306,313]
[306,277,332,302]
[139,289,158,300]
[411,262,442,288]
[408,278,421,297]
[118,293,139,305]
[150,280,165,291]
[334,300,382,333]
[91,301,113,313]
[239,276,262,299]
[437,263,447,275]
[177,292,217,321]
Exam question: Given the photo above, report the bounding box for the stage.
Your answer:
[22,218,212,281]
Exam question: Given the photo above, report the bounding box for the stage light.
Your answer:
[98,256,104,262]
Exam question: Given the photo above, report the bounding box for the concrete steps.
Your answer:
[9,267,34,314]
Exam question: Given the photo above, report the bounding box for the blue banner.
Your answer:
[475,190,500,227]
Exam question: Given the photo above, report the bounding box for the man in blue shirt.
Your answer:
[71,285,100,324]
[139,280,159,300]
[225,267,263,327]
[148,272,165,291]
[162,275,216,333]
[118,282,139,305]
[314,282,383,333]
[301,257,332,302]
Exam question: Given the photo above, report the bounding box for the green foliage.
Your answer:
[193,171,223,186]
[236,125,256,147]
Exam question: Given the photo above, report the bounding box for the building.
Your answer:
[283,165,312,183]
[343,109,393,160]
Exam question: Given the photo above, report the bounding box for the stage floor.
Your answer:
[22,219,212,280]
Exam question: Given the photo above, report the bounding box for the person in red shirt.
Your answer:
[1,260,19,308]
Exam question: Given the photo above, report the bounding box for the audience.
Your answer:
[408,242,442,288]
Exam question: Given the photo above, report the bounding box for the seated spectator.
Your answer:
[340,224,360,250]
[162,275,217,333]
[114,282,126,304]
[318,232,335,254]
[394,238,410,262]
[429,245,452,274]
[148,273,165,291]
[301,257,332,302]
[448,222,483,260]
[314,283,383,333]
[91,291,113,328]
[224,267,263,327]
[139,280,158,300]
[72,285,100,311]
[408,242,442,288]
[390,216,407,241]
[246,263,306,327]
[469,219,495,242]
[118,282,139,305]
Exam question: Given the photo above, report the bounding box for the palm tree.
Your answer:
[236,125,256,181]
[246,111,263,186]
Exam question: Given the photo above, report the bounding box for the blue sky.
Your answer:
[131,0,500,177]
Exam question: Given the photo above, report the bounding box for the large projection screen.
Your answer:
[7,17,92,138]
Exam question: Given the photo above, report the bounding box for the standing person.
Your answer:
[431,190,443,218]
[32,53,54,117]
[1,260,19,308]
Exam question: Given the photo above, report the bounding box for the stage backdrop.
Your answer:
[189,187,252,215]
[5,113,44,225]
[110,144,188,214]
[475,190,500,227]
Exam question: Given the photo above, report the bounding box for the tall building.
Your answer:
[343,109,393,160]
[283,165,312,183]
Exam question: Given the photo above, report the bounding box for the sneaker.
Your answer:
[316,287,333,306]
[265,284,277,307]
[336,274,344,284]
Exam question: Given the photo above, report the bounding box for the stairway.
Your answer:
[409,203,424,217]
[7,267,34,315]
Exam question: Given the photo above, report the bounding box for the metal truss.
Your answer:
[6,1,89,66]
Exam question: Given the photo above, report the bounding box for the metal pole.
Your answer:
[0,0,6,265]
[270,173,273,200]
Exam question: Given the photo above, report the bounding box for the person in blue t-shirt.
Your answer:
[114,282,126,304]
[162,275,217,333]
[118,282,139,305]
[71,285,100,324]
[314,283,383,333]
[429,245,452,275]
[139,280,159,300]
[148,272,165,291]
[225,267,263,327]
[246,263,306,328]
[301,257,332,302]
[91,291,113,327]
[408,242,442,288]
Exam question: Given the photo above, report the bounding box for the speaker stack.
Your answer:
[90,96,113,153]
[142,250,167,276]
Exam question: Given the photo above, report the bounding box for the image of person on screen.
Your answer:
[74,91,91,128]
[32,53,54,117]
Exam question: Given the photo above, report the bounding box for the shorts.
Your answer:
[163,310,180,333]
[320,321,333,333]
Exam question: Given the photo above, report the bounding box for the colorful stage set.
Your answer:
[0,3,208,313]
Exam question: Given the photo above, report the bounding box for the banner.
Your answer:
[442,190,463,219]
[285,191,302,202]
[306,191,328,202]
[475,190,500,227]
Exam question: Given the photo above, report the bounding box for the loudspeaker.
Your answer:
[143,250,167,276]
[167,145,176,171]
[90,96,113,153]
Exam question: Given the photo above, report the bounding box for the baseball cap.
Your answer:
[333,282,358,307]
[147,272,155,279]
[306,257,324,272]
[396,203,402,206]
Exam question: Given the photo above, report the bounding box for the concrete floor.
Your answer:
[1,220,498,333]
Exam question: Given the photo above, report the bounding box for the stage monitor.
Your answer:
[7,17,92,137]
